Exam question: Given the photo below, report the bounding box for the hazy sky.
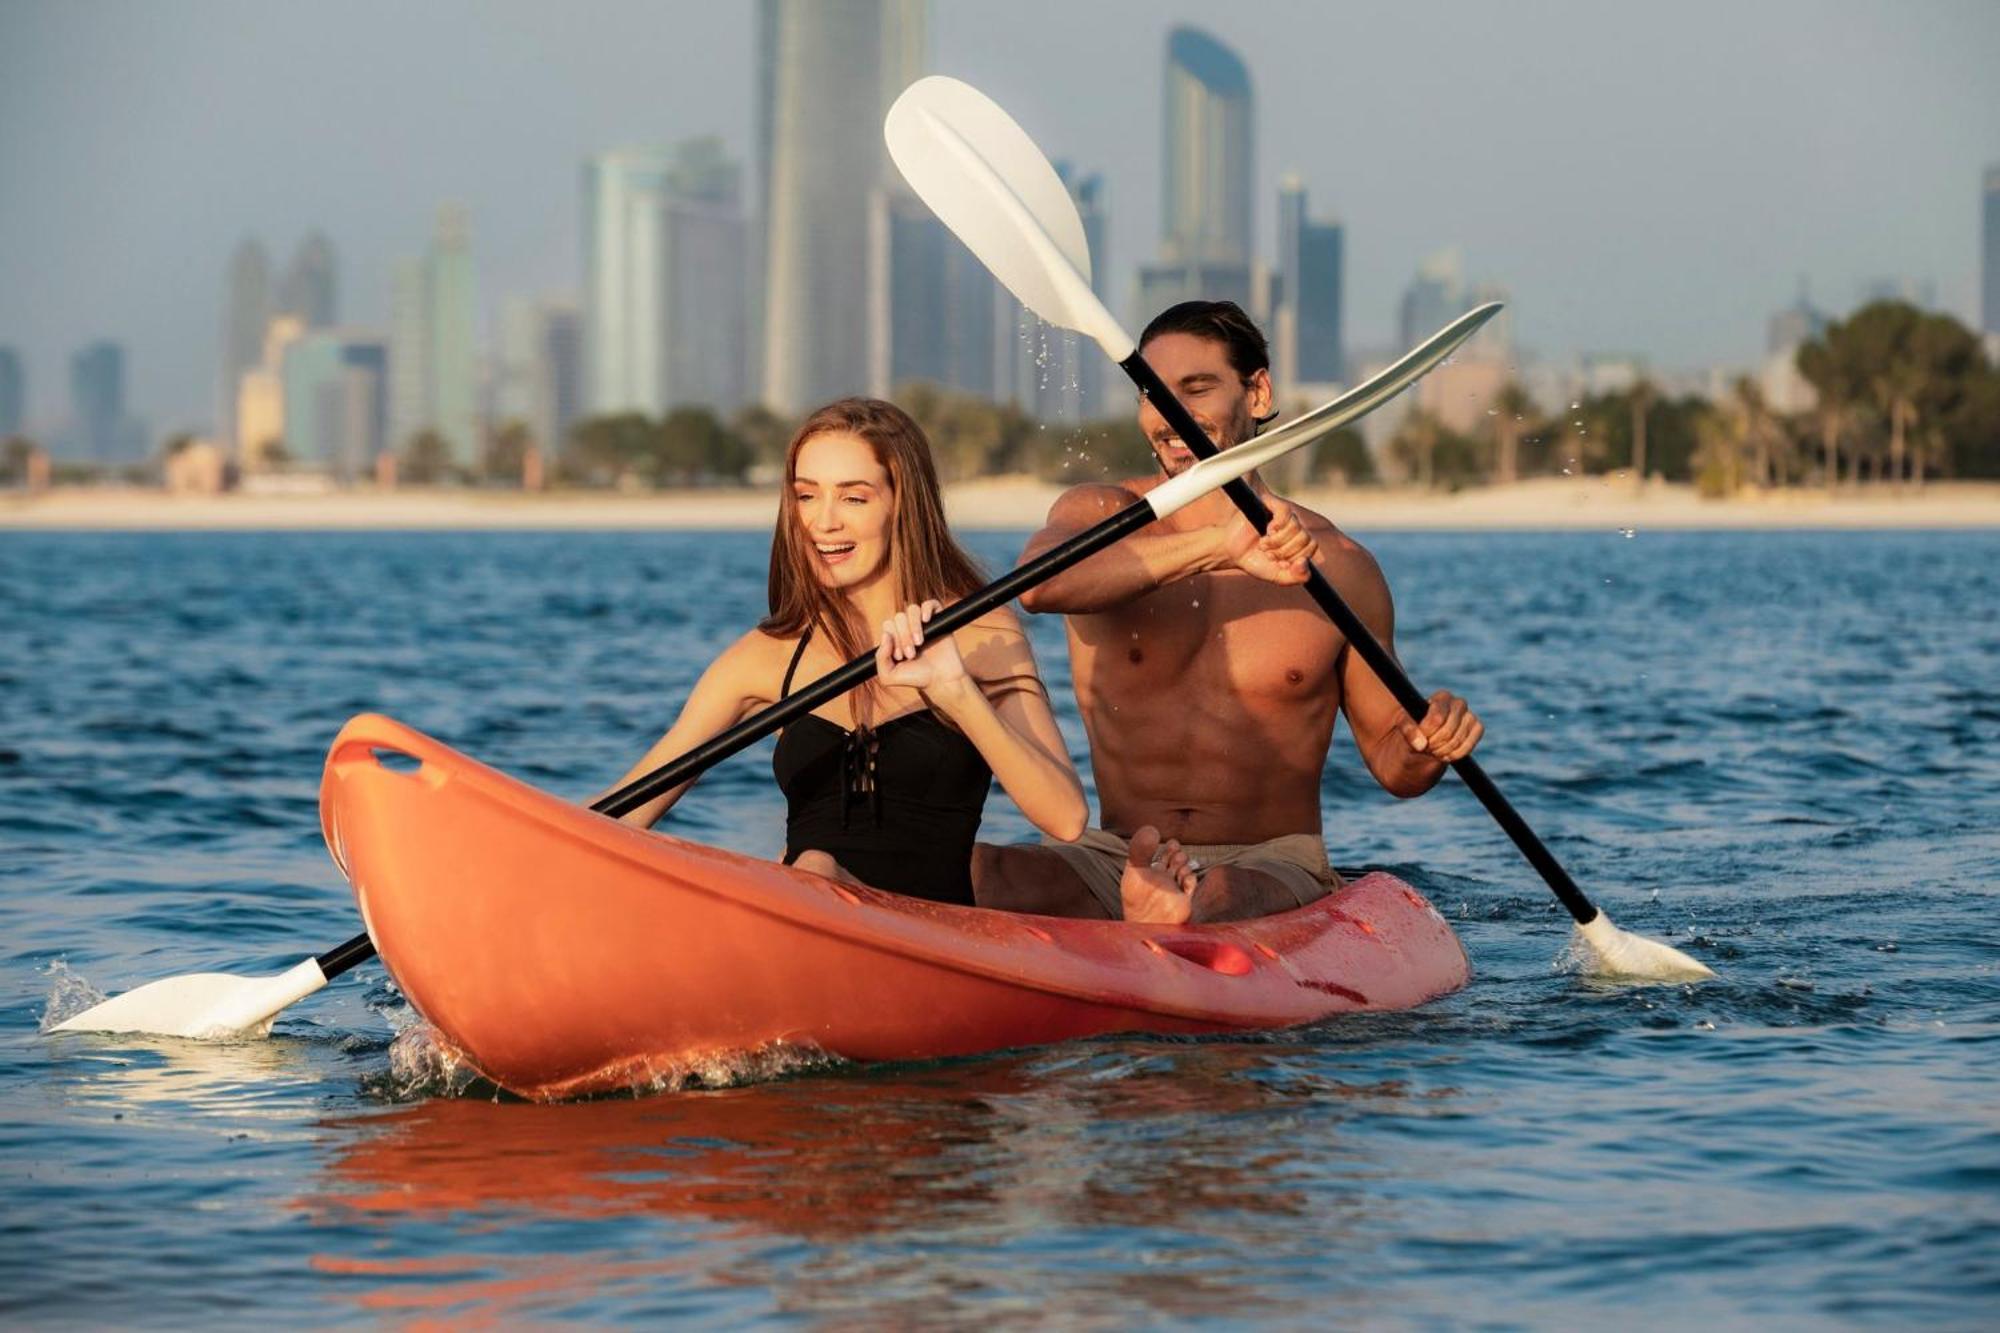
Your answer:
[2,0,1996,434]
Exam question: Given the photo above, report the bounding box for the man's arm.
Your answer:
[1018,484,1318,616]
[1329,543,1484,798]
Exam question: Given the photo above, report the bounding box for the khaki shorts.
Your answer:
[1041,827,1342,920]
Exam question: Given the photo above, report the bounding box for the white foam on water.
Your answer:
[629,1040,843,1097]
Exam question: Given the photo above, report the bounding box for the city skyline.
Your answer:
[2,0,1996,441]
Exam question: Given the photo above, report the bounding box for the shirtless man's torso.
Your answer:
[972,301,1486,924]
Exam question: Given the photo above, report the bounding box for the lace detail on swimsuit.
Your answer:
[840,725,882,829]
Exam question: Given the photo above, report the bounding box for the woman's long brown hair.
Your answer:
[760,398,987,722]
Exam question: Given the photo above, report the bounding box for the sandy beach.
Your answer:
[3,475,1998,532]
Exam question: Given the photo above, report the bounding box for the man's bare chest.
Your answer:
[1071,573,1345,701]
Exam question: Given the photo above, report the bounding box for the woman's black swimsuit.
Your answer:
[771,629,992,905]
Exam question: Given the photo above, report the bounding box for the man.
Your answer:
[972,301,1484,924]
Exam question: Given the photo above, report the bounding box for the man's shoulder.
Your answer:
[1271,497,1386,599]
[1283,497,1371,559]
[1042,477,1151,527]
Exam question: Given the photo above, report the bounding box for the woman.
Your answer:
[602,397,1088,906]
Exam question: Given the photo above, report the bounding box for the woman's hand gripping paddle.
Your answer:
[886,74,1713,983]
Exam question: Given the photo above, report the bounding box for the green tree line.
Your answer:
[1380,301,2000,494]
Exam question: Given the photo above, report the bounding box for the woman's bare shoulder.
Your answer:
[704,625,800,689]
[951,601,1029,645]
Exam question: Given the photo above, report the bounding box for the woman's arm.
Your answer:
[592,631,776,828]
[881,602,1088,842]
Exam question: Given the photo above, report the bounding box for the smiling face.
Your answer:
[792,431,895,591]
[1135,331,1274,476]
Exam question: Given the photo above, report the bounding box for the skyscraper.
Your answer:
[1399,248,1464,351]
[237,315,302,469]
[1276,175,1344,388]
[387,209,478,466]
[1161,27,1252,266]
[281,331,387,481]
[1137,27,1254,326]
[0,346,23,438]
[539,304,583,457]
[219,238,272,450]
[661,137,747,413]
[278,231,339,329]
[583,145,674,416]
[498,297,584,456]
[584,138,749,417]
[1981,164,2000,340]
[68,342,142,463]
[388,259,429,454]
[760,0,926,414]
[868,187,998,402]
[496,297,541,430]
[427,207,478,467]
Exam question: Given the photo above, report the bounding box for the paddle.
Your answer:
[886,75,1713,982]
[51,312,1492,1040]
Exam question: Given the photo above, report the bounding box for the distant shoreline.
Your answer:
[4,476,1999,532]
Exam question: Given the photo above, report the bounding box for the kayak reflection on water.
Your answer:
[304,1048,1442,1322]
[594,396,1087,909]
[976,300,1486,925]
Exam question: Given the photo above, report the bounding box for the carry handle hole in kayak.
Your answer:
[1143,937,1256,977]
[368,740,450,784]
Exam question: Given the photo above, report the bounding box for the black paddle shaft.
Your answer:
[1119,351,1599,927]
[312,498,1161,984]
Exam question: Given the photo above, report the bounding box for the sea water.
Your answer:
[2,529,1994,1326]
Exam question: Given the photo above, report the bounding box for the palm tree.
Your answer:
[2,435,38,486]
[483,419,533,485]
[1391,410,1443,490]
[1628,376,1656,489]
[1729,376,1784,489]
[401,429,453,485]
[1796,336,1856,490]
[1691,401,1742,498]
[1489,381,1537,485]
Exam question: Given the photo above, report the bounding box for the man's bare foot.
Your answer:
[793,849,864,887]
[1119,826,1198,924]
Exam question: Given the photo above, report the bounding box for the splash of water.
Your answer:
[375,1020,844,1103]
[38,961,109,1032]
[380,1023,489,1100]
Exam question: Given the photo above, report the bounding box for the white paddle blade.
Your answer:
[886,76,1134,359]
[1573,912,1716,983]
[1149,302,1504,519]
[49,957,328,1040]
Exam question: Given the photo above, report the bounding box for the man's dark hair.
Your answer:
[1138,300,1269,378]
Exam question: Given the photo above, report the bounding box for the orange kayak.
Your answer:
[319,713,1471,1101]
